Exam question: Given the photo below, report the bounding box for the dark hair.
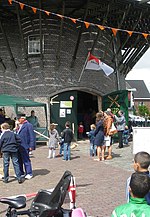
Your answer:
[96,111,103,121]
[134,152,150,169]
[130,172,150,198]
[65,121,70,127]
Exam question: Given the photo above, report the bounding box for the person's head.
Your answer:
[107,108,111,112]
[1,122,10,130]
[0,108,3,114]
[118,110,124,116]
[96,111,104,121]
[129,172,150,198]
[17,114,26,124]
[31,110,35,116]
[65,121,70,128]
[125,125,128,130]
[50,123,55,131]
[90,124,96,130]
[133,151,150,172]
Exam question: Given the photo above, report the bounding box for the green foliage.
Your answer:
[138,105,150,117]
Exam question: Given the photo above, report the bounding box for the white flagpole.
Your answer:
[78,52,90,82]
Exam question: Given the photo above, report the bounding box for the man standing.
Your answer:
[17,114,35,179]
[27,110,39,130]
[114,110,126,149]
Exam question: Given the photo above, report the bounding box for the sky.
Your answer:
[125,48,150,92]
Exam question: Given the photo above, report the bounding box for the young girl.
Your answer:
[47,123,59,159]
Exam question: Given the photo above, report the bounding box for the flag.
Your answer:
[85,53,114,76]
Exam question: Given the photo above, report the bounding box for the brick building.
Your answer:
[0,0,150,135]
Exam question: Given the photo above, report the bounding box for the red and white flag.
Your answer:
[85,53,114,76]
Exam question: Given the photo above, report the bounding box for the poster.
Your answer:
[60,101,72,108]
[133,127,150,154]
[59,109,66,117]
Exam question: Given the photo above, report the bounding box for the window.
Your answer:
[28,35,44,54]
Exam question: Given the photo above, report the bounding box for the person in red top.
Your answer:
[78,122,84,140]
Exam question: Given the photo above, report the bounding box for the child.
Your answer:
[0,122,23,184]
[61,121,74,161]
[126,151,150,204]
[47,123,59,159]
[123,125,129,145]
[88,124,96,157]
[78,122,84,140]
[112,172,150,217]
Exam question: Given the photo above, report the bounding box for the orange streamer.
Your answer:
[8,0,12,4]
[97,25,105,30]
[19,3,25,10]
[32,7,37,14]
[112,28,118,37]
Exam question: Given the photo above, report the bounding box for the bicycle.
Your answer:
[0,170,79,217]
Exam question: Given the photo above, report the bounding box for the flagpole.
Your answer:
[78,52,90,82]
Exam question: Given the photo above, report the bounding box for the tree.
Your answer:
[138,105,150,117]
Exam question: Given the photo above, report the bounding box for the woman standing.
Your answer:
[94,111,105,161]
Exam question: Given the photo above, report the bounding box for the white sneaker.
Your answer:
[25,174,33,180]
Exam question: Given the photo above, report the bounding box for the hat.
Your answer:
[17,114,26,119]
[50,123,58,126]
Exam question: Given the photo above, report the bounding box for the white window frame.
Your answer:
[28,35,44,55]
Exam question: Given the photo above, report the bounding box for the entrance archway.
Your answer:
[50,90,99,140]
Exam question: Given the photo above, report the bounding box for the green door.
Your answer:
[50,91,78,140]
[102,90,129,123]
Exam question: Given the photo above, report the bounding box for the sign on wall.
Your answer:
[133,127,150,154]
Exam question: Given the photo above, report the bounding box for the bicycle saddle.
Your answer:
[0,196,26,209]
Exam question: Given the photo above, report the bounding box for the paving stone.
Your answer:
[0,140,134,216]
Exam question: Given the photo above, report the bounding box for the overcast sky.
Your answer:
[125,48,150,91]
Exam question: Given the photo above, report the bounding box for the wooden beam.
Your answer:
[15,4,30,68]
[70,0,89,68]
[56,0,65,68]
[39,0,44,69]
[90,3,110,54]
[0,57,6,71]
[120,11,142,50]
[103,2,131,62]
[0,20,17,69]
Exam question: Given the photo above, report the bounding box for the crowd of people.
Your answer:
[87,108,128,161]
[0,110,38,183]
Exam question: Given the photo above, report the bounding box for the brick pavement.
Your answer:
[0,140,134,217]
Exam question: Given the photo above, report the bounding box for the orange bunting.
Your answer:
[142,33,149,39]
[126,31,133,37]
[57,14,63,19]
[112,28,118,37]
[84,22,90,29]
[8,0,12,4]
[32,7,37,14]
[19,3,25,10]
[7,0,150,39]
[45,11,50,16]
[70,18,77,24]
[97,25,105,30]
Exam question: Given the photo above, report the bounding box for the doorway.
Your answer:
[77,91,98,137]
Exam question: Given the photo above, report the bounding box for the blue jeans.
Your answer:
[63,143,71,160]
[3,152,21,181]
[59,143,64,155]
[90,143,97,156]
